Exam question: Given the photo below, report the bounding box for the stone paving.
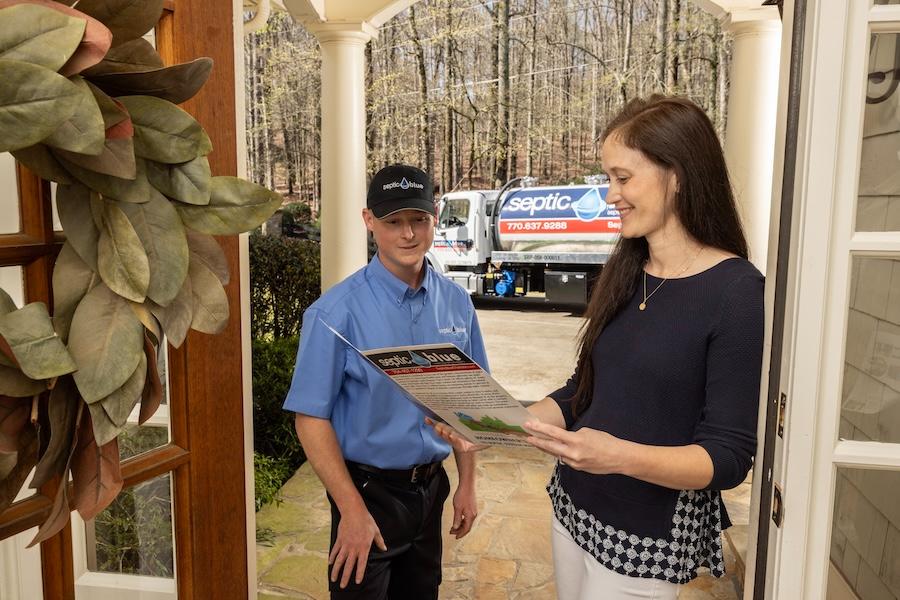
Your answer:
[257,299,750,599]
[256,446,749,599]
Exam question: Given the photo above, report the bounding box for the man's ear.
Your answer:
[362,208,375,232]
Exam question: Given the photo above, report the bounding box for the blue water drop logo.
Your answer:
[409,351,432,367]
[400,177,410,190]
[572,187,606,222]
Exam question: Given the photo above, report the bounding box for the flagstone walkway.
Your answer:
[256,446,749,599]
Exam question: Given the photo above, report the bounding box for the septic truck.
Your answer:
[427,178,621,305]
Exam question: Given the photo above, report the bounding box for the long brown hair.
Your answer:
[570,95,749,418]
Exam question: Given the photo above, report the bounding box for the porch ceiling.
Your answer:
[244,0,420,28]
[692,0,780,22]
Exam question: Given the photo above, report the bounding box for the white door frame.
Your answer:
[764,2,900,599]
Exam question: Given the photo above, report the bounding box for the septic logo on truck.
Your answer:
[502,186,608,222]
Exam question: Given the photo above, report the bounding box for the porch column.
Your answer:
[308,23,376,291]
[722,9,781,273]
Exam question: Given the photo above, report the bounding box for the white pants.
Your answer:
[552,517,680,600]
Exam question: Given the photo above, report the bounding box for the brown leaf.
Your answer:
[86,57,213,105]
[85,81,128,130]
[83,37,162,76]
[70,410,123,521]
[0,0,114,76]
[31,378,81,489]
[74,0,164,47]
[27,471,70,546]
[138,332,162,424]
[0,424,37,513]
[55,137,136,180]
[0,396,30,452]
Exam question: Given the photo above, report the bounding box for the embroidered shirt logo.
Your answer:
[438,326,466,335]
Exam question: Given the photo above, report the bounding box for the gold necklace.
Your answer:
[639,246,704,311]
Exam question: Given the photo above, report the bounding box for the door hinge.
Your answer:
[772,483,784,527]
[777,392,787,438]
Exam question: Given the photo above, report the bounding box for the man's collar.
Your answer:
[369,254,430,304]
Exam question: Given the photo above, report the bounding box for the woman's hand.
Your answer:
[425,418,488,453]
[523,420,628,475]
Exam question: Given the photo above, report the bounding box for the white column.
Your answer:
[309,23,376,291]
[723,10,781,274]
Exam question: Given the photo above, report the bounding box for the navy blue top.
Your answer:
[549,257,764,542]
[283,254,489,470]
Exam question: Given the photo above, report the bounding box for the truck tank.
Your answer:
[494,185,621,254]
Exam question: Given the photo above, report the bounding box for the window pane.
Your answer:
[841,257,900,443]
[0,152,20,234]
[86,473,176,579]
[0,266,24,307]
[828,468,900,599]
[859,33,900,231]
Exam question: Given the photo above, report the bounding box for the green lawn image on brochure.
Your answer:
[454,412,528,436]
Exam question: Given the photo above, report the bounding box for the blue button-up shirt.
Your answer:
[283,254,489,469]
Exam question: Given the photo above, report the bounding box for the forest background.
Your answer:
[243,0,732,213]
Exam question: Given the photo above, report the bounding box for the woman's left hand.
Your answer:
[523,420,628,475]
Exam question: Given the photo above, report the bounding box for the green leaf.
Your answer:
[187,230,229,285]
[145,156,210,205]
[85,81,128,130]
[73,0,163,47]
[56,183,99,269]
[96,352,145,436]
[176,177,283,235]
[0,59,80,152]
[58,155,164,203]
[97,200,150,302]
[119,95,212,164]
[68,283,143,403]
[11,144,73,183]
[0,302,77,380]
[188,257,229,335]
[0,4,85,71]
[52,242,99,343]
[86,57,213,105]
[118,195,188,307]
[44,76,105,155]
[0,288,17,315]
[31,377,81,489]
[55,136,136,179]
[83,37,162,75]
[148,277,192,348]
[0,364,45,396]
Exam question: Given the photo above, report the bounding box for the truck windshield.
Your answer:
[438,198,469,229]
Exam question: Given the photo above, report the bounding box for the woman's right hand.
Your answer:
[425,418,488,453]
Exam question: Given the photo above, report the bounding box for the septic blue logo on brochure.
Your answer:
[499,186,610,221]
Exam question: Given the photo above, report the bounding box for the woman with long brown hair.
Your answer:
[434,95,764,599]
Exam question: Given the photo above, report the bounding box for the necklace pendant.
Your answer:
[639,302,646,311]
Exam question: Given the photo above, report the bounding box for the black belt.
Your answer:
[347,460,442,485]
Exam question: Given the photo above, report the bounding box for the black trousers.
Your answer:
[327,464,451,600]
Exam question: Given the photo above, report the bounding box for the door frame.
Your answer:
[757,1,900,598]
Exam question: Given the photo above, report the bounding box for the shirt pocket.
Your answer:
[437,330,467,350]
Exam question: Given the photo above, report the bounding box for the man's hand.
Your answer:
[425,417,488,453]
[328,503,387,588]
[449,481,478,539]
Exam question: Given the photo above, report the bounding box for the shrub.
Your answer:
[249,231,321,340]
[252,336,305,467]
[254,452,294,511]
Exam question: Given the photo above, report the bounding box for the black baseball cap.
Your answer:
[366,164,435,218]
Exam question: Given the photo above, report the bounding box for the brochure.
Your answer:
[323,321,535,447]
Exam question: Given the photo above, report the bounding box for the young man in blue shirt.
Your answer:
[283,165,488,599]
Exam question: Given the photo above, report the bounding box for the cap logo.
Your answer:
[382,178,424,191]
